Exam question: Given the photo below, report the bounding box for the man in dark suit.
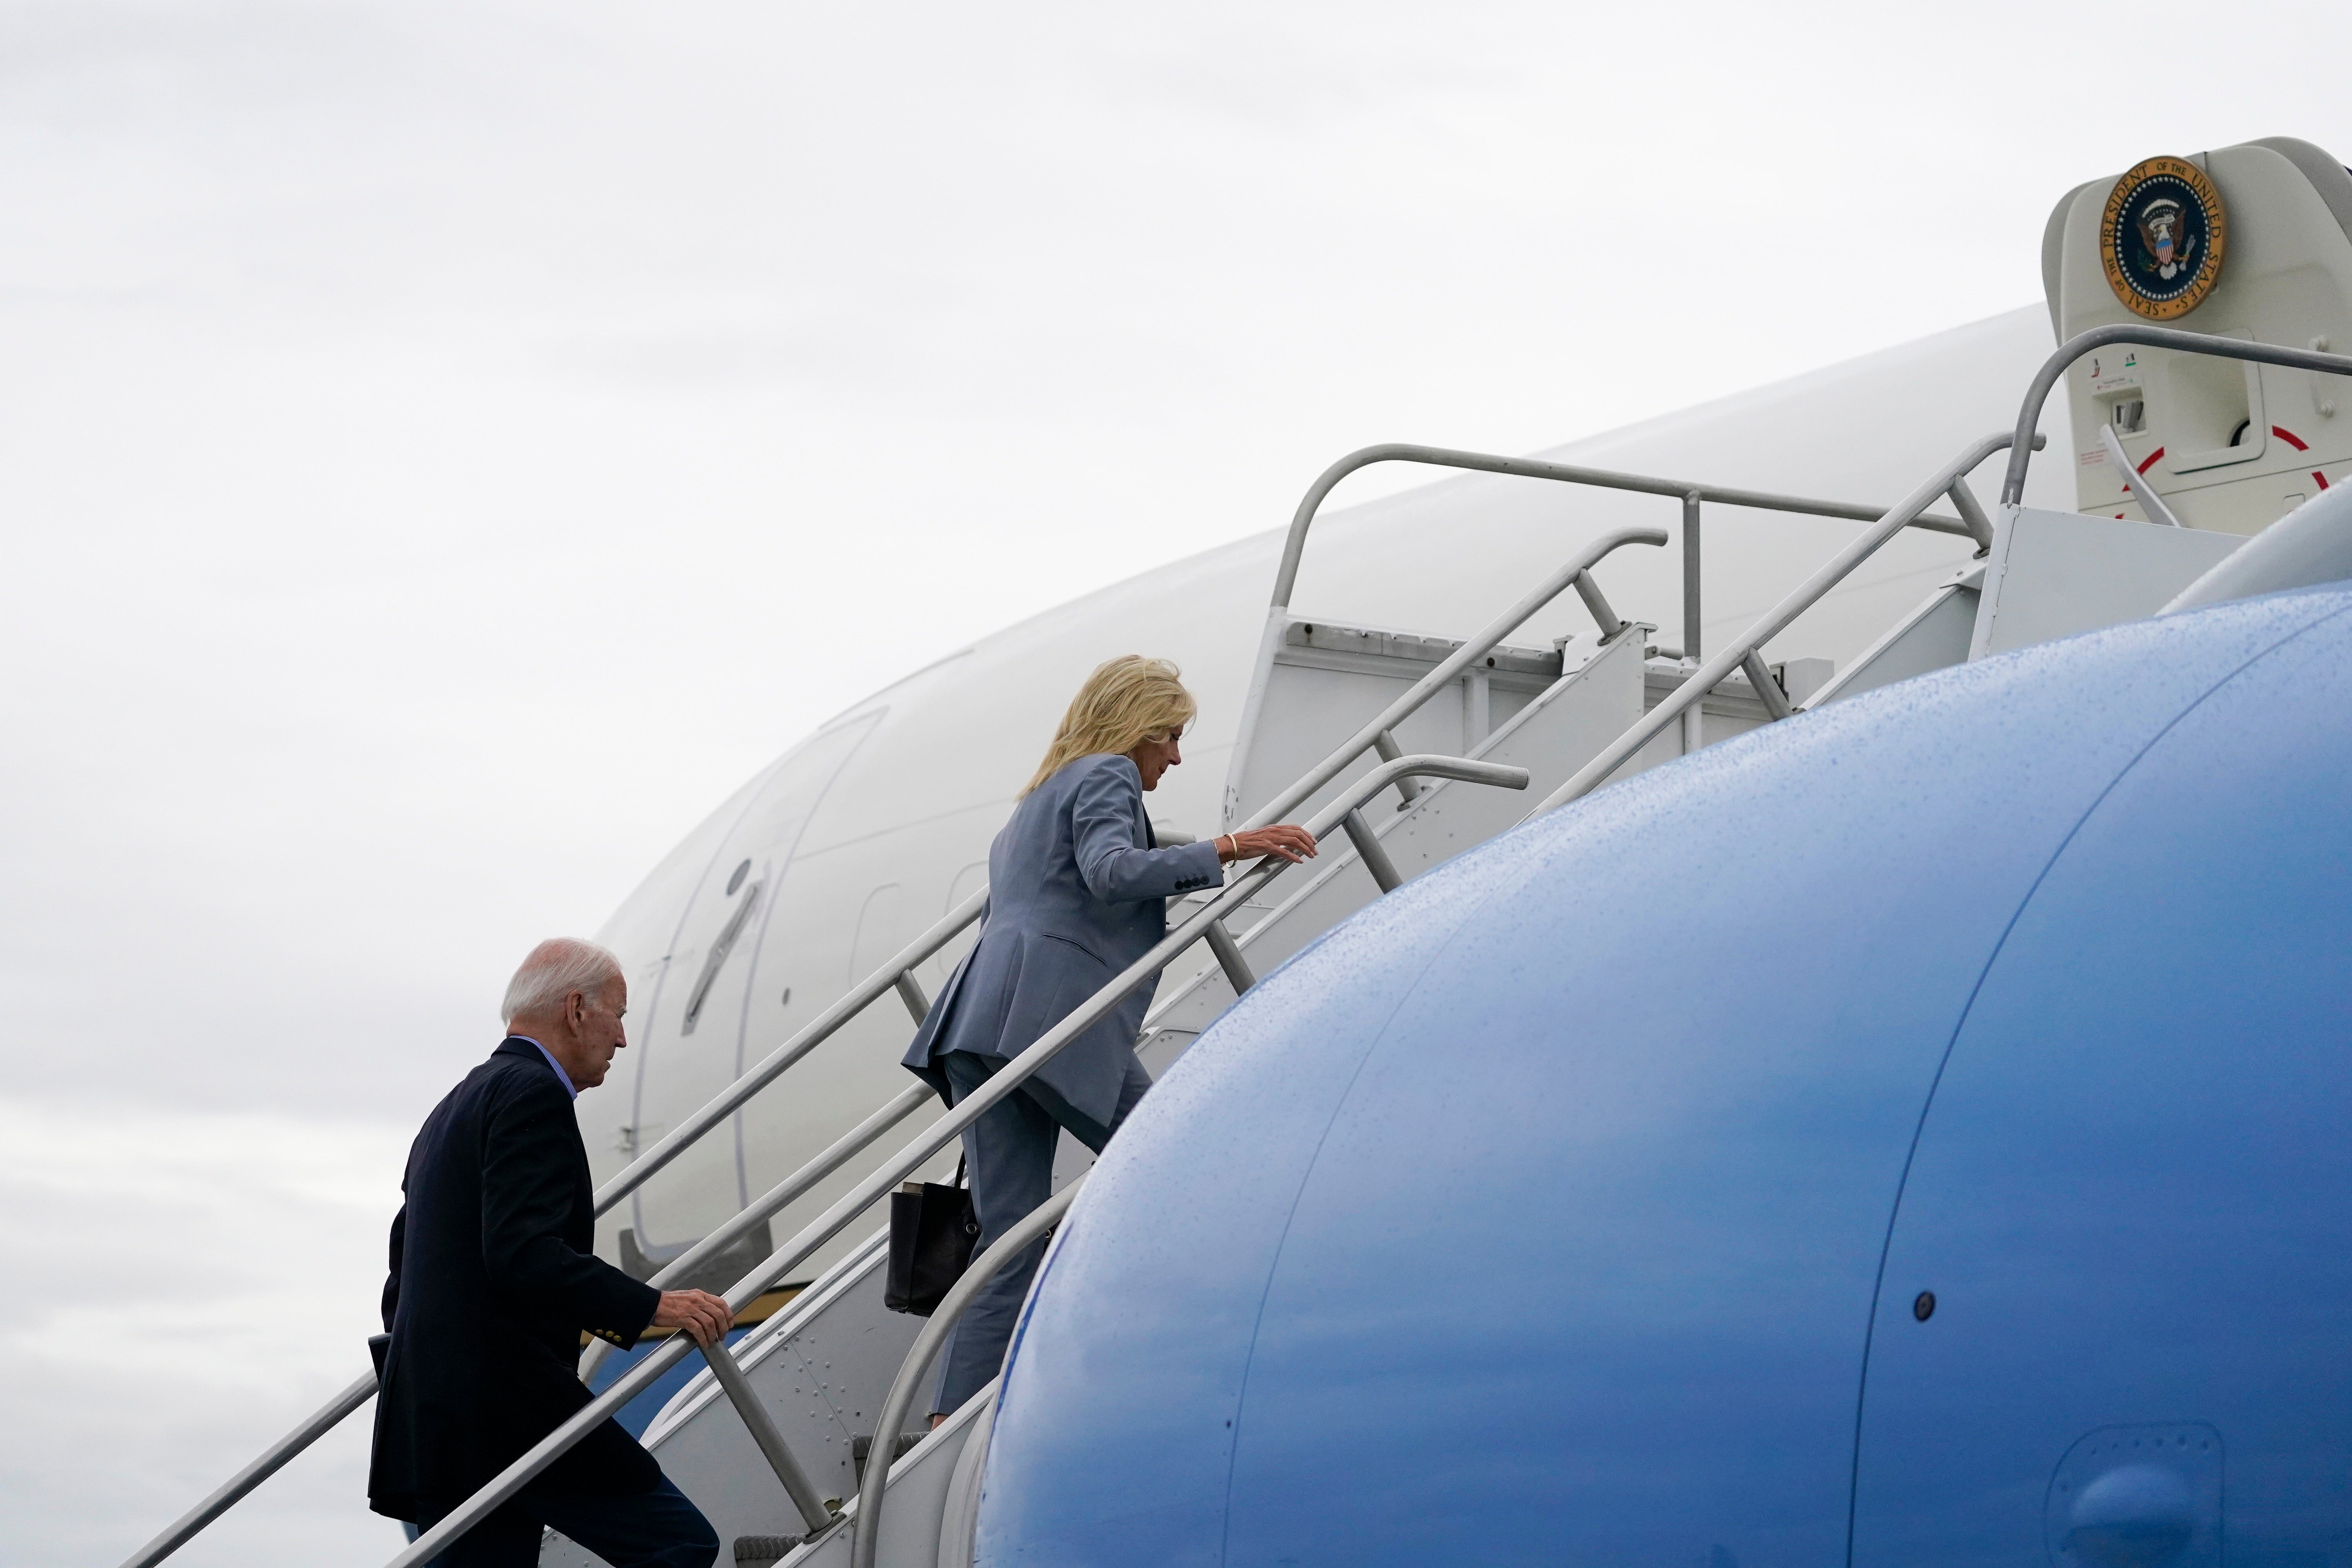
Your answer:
[369,938,735,1567]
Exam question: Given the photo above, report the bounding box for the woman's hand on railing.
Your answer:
[1218,826,1318,865]
[652,1289,733,1348]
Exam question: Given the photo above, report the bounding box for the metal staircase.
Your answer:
[114,326,2352,1568]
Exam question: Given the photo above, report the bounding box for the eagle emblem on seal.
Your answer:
[2138,197,2192,278]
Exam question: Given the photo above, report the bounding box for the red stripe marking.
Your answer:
[2274,425,2310,451]
[2136,446,2165,474]
[2318,470,2332,491]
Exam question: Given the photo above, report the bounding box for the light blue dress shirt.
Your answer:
[510,1034,577,1100]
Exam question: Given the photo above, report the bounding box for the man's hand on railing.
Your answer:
[652,1289,733,1348]
[1218,826,1318,865]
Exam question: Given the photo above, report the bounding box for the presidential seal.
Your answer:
[2100,156,2226,320]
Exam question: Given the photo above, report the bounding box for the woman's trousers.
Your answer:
[928,1047,1151,1416]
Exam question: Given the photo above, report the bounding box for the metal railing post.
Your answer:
[1739,651,1793,721]
[701,1337,837,1535]
[1681,493,1704,755]
[893,971,931,1024]
[1945,474,1996,552]
[1370,730,1420,807]
[1682,492,1702,659]
[1341,809,1404,893]
[1571,570,1624,635]
[1204,919,1256,994]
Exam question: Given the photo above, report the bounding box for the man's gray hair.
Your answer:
[502,937,624,1027]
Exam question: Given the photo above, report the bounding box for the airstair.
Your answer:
[116,324,2352,1568]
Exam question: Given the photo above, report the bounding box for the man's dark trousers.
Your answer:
[410,1477,718,1568]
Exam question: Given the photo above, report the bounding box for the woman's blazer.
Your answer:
[902,752,1224,1144]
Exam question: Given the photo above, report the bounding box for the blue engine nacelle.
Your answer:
[974,583,2352,1568]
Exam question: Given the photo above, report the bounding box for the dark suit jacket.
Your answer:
[903,753,1224,1143]
[367,1037,663,1520]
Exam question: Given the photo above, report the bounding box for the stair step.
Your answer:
[851,1430,925,1483]
[733,1535,802,1564]
[1285,617,1563,677]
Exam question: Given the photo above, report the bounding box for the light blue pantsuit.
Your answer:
[904,753,1224,1413]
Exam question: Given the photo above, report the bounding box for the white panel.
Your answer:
[1969,507,2243,660]
[1811,579,1980,707]
[1225,636,1474,829]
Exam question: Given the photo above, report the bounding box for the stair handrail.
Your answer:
[1526,430,2036,819]
[1998,325,2352,508]
[850,1178,1086,1568]
[1229,442,1984,828]
[377,753,1530,1568]
[1267,443,1981,612]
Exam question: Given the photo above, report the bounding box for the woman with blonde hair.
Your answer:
[901,654,1316,1421]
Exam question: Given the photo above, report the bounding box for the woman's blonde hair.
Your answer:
[1023,655,1198,796]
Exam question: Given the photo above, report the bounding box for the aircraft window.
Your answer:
[726,859,751,896]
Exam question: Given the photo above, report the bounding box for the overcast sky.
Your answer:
[5,2,2347,1563]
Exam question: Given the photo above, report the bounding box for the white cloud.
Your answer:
[0,1097,407,1565]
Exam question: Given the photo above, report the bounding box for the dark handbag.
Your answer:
[885,1160,979,1315]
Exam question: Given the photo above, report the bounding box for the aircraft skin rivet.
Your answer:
[1913,1290,1936,1321]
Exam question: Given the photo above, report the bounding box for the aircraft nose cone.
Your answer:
[2064,1465,2199,1568]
